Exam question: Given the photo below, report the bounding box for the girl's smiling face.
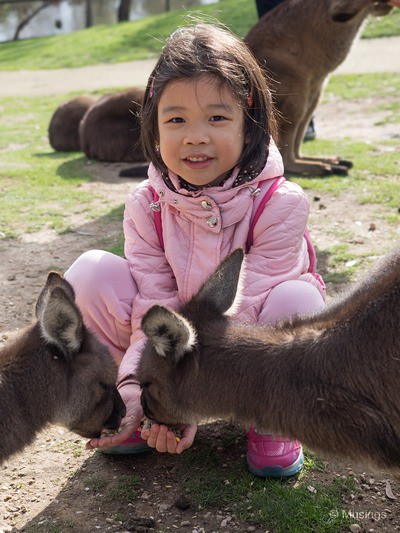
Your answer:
[157,75,246,187]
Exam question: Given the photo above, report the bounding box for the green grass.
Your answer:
[27,521,75,533]
[0,0,399,70]
[294,71,400,205]
[0,94,108,238]
[84,473,141,501]
[0,0,257,70]
[362,6,400,38]
[180,431,357,533]
[323,72,400,101]
[106,474,141,502]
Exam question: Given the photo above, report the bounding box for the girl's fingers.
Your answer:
[85,422,135,450]
[143,424,180,453]
[141,423,197,454]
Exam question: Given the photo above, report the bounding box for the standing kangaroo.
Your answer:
[137,247,400,472]
[245,0,395,176]
[0,272,125,465]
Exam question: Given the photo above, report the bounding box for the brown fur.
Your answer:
[245,0,394,175]
[48,96,96,152]
[137,246,400,472]
[0,272,125,465]
[79,87,145,162]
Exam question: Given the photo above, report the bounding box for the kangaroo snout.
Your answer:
[103,389,126,430]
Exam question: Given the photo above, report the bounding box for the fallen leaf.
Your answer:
[386,481,397,500]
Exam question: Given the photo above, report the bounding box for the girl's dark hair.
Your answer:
[140,23,278,175]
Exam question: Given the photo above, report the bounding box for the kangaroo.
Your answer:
[49,95,96,152]
[79,87,145,163]
[0,272,126,465]
[137,246,400,472]
[245,0,395,176]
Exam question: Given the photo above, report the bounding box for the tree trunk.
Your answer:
[118,0,131,22]
[86,0,93,28]
[13,1,53,41]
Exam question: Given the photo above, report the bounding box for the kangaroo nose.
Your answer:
[104,388,126,429]
[140,389,155,421]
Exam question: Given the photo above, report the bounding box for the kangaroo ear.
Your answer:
[196,248,245,314]
[36,272,83,358]
[36,271,76,318]
[141,305,196,361]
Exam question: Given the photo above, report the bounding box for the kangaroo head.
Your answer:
[36,272,126,438]
[137,249,244,426]
[329,0,392,22]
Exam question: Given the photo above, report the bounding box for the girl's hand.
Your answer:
[141,423,197,454]
[85,383,142,450]
[389,0,400,6]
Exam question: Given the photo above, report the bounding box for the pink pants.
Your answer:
[65,250,325,366]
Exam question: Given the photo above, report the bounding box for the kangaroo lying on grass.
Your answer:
[137,247,400,472]
[48,95,96,152]
[79,87,145,163]
[48,89,148,175]
[245,0,395,176]
[0,272,125,465]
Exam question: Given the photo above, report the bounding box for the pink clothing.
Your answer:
[65,141,325,392]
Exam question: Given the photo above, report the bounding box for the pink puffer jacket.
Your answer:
[118,141,325,386]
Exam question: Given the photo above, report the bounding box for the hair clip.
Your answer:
[247,88,253,108]
[149,76,155,99]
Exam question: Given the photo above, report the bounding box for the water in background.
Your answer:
[0,0,219,42]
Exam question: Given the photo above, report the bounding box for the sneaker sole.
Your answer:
[247,448,304,478]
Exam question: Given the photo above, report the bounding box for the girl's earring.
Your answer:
[155,142,160,152]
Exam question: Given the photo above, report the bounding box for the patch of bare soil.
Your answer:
[1,98,400,533]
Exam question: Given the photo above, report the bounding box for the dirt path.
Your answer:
[1,36,400,96]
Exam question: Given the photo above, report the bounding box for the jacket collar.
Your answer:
[148,139,284,201]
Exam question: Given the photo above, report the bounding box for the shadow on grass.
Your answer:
[56,156,147,183]
[33,150,148,184]
[16,423,356,533]
[34,150,81,160]
[314,247,354,289]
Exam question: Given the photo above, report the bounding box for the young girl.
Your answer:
[65,23,326,478]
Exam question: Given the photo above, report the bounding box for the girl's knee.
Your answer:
[64,250,137,359]
[65,250,137,315]
[65,250,126,295]
[261,280,325,324]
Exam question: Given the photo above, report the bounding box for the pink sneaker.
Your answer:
[100,430,150,455]
[247,427,303,477]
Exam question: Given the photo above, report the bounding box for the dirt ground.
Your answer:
[1,38,400,533]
